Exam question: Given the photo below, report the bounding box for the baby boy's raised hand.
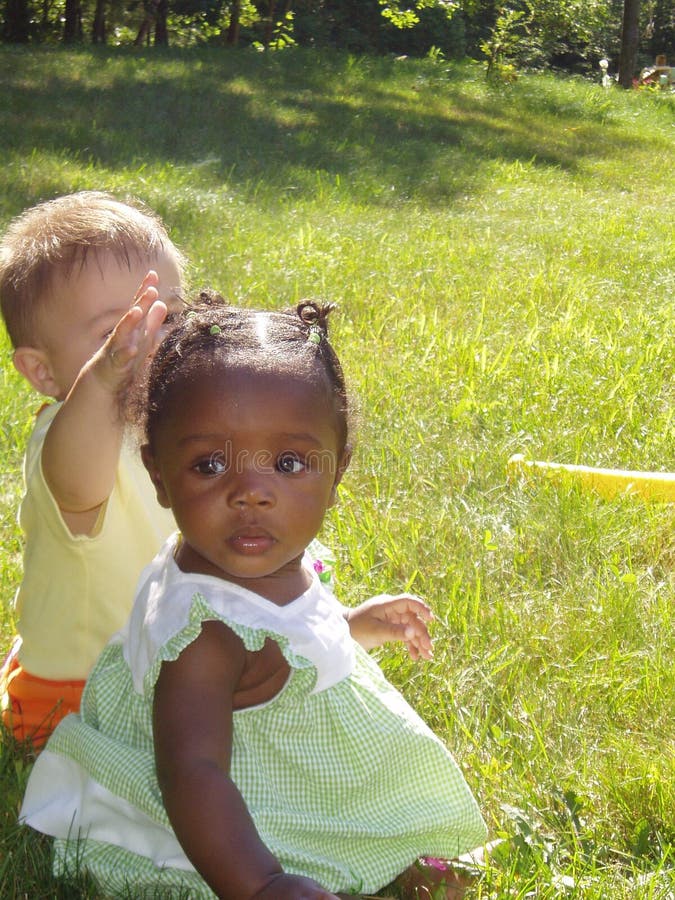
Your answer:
[94,270,168,395]
[346,594,434,660]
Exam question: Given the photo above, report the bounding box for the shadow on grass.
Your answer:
[0,46,662,215]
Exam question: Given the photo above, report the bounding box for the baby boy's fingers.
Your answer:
[106,296,164,369]
[124,299,168,364]
[143,299,170,353]
[131,270,160,309]
[131,287,160,324]
[109,303,146,356]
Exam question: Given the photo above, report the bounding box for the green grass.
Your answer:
[1,45,673,898]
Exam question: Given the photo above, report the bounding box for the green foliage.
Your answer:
[481,4,532,81]
[1,0,672,77]
[516,0,617,68]
[251,8,296,50]
[479,0,622,78]
[0,46,673,898]
[380,1,422,30]
[379,0,459,31]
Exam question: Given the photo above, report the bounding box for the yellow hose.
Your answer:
[507,454,675,502]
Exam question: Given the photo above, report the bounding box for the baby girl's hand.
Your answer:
[93,270,168,394]
[252,872,341,899]
[346,593,434,660]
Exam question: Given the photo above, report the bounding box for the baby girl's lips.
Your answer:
[228,529,275,556]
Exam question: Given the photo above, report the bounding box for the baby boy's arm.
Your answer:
[153,621,340,900]
[345,594,434,661]
[41,272,167,535]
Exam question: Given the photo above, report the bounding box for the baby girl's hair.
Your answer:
[141,291,350,451]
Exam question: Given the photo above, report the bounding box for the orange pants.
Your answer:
[1,641,84,750]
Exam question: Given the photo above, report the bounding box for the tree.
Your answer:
[155,0,168,42]
[646,0,675,60]
[618,0,640,86]
[92,0,107,42]
[226,0,241,43]
[2,0,31,40]
[619,0,640,88]
[134,0,168,44]
[63,0,83,41]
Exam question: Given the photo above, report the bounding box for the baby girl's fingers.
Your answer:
[403,625,434,661]
[378,618,433,660]
[396,608,434,661]
[366,594,433,625]
[387,594,434,621]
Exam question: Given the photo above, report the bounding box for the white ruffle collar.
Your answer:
[119,534,355,695]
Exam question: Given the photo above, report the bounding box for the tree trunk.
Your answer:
[63,0,82,42]
[226,0,241,45]
[618,0,641,88]
[134,17,151,44]
[2,0,31,41]
[91,0,106,43]
[263,0,276,47]
[154,0,168,44]
[134,0,157,45]
[40,0,53,35]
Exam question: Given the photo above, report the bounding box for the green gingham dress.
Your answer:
[21,535,487,897]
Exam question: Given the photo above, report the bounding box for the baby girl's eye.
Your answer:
[276,452,305,474]
[194,452,228,476]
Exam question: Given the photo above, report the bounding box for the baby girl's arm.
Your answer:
[153,620,340,900]
[41,271,167,535]
[345,594,434,660]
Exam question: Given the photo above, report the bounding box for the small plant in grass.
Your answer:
[481,5,533,83]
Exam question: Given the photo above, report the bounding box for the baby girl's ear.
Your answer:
[141,444,171,509]
[328,445,352,508]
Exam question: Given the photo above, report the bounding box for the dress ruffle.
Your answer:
[21,539,487,896]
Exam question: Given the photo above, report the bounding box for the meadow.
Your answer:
[0,45,673,898]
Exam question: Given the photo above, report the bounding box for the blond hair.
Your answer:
[0,191,184,347]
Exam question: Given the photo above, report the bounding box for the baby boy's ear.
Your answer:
[12,347,61,398]
[141,444,171,509]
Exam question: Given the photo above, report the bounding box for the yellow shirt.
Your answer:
[14,403,175,681]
